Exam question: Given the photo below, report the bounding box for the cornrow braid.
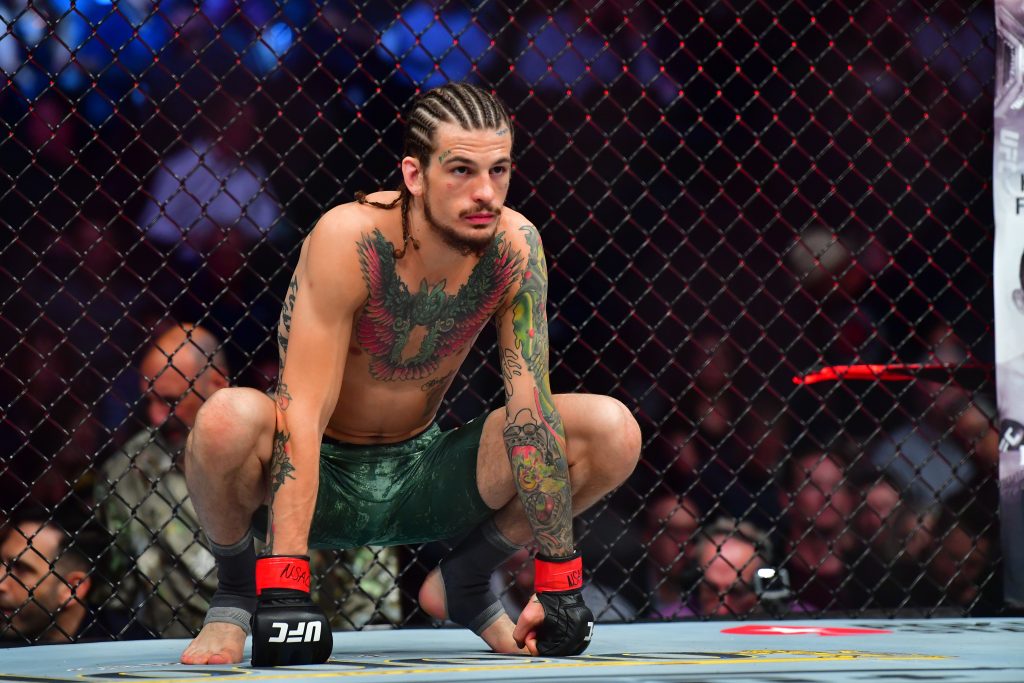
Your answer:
[356,82,513,259]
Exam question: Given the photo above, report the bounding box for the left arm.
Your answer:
[495,223,573,557]
[500,224,594,657]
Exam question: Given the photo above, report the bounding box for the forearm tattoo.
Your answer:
[269,275,298,551]
[276,274,298,377]
[504,408,573,555]
[510,227,563,437]
[502,225,573,556]
[269,429,296,495]
[500,348,523,397]
[266,427,297,550]
[276,382,293,412]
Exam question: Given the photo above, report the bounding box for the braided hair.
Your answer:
[356,83,513,258]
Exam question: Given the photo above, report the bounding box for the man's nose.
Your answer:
[471,176,495,204]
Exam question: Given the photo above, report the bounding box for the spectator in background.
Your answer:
[134,96,285,371]
[95,323,230,636]
[96,323,401,637]
[0,509,144,644]
[924,501,1001,613]
[691,518,774,617]
[669,332,786,531]
[779,449,856,611]
[1,329,102,510]
[844,470,937,609]
[781,225,893,444]
[868,323,997,508]
[785,223,890,365]
[642,494,701,618]
[137,98,280,266]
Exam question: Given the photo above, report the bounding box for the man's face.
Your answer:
[0,523,65,640]
[419,122,512,255]
[697,536,762,616]
[856,479,901,539]
[930,526,990,605]
[139,351,208,448]
[790,454,854,534]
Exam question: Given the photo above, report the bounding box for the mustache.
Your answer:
[460,206,501,217]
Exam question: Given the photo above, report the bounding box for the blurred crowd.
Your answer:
[0,0,1003,645]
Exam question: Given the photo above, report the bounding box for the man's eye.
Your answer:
[452,167,469,175]
[492,166,508,175]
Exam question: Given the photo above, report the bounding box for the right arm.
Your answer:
[267,207,365,556]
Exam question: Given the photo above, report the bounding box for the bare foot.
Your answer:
[418,568,529,655]
[180,622,247,664]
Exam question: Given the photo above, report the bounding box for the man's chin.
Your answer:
[438,226,497,256]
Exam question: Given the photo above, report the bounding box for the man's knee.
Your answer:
[577,395,641,485]
[188,388,273,469]
[606,397,642,481]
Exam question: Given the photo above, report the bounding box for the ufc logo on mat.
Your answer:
[268,621,323,643]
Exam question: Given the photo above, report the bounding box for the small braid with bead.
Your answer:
[355,83,513,259]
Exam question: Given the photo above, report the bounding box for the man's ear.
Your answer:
[1013,288,1024,314]
[401,156,425,197]
[60,570,91,605]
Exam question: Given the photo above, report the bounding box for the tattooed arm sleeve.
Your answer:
[266,209,363,555]
[495,224,574,557]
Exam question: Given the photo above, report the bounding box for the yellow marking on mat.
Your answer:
[55,650,951,682]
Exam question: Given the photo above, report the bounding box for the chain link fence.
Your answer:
[0,0,1002,644]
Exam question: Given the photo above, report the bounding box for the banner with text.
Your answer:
[995,0,1024,607]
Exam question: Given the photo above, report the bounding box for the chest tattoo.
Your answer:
[356,229,522,381]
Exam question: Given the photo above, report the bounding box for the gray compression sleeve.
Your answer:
[205,530,257,635]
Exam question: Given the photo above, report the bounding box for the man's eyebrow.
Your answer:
[2,556,34,573]
[443,156,512,167]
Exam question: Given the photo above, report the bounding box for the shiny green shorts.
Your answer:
[253,416,494,549]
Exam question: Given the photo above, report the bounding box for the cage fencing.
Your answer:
[0,0,1001,643]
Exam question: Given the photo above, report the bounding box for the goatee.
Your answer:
[422,186,499,257]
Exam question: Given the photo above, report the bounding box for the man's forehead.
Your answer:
[140,349,199,385]
[433,122,512,155]
[2,523,58,560]
[704,535,753,561]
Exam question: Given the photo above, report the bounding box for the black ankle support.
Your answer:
[205,530,258,634]
[438,518,522,634]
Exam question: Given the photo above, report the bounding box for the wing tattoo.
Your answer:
[436,232,523,357]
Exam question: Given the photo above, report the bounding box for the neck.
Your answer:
[405,203,480,271]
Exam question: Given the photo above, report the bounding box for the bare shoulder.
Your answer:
[302,199,386,259]
[291,204,380,313]
[498,207,542,253]
[309,202,375,245]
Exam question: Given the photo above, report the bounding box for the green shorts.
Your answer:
[253,416,494,549]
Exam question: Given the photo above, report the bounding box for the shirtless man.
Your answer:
[178,82,641,665]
